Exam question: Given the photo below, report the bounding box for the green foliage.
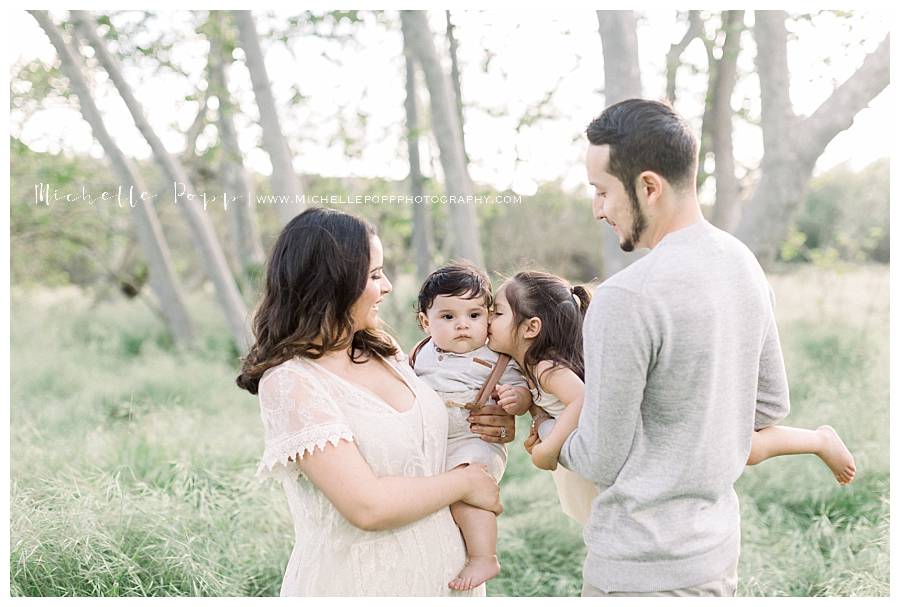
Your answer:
[783,159,889,264]
[9,58,73,115]
[10,264,889,596]
[479,181,602,284]
[14,132,886,305]
[10,140,118,288]
[12,135,605,300]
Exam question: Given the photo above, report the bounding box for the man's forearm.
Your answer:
[560,285,649,485]
[559,426,602,482]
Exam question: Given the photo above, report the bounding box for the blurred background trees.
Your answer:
[8,12,891,596]
[10,10,891,356]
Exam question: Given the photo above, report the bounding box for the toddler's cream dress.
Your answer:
[534,384,599,526]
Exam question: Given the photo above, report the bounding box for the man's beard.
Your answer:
[619,189,647,252]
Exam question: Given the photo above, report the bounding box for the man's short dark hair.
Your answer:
[415,262,492,322]
[585,99,698,202]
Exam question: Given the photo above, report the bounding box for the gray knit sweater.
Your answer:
[559,219,790,592]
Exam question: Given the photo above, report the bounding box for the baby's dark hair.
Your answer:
[416,262,493,328]
[500,271,591,389]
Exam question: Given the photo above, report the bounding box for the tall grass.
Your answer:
[9,264,889,596]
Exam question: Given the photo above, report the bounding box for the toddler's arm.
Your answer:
[529,363,585,470]
[495,384,533,415]
[532,397,582,470]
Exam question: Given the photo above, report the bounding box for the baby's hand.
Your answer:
[531,442,559,471]
[496,384,532,416]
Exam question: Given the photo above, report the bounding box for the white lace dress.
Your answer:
[255,353,484,597]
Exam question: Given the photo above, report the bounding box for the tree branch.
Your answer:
[182,87,210,159]
[802,34,889,164]
[665,10,704,102]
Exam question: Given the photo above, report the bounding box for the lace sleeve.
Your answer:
[255,363,355,482]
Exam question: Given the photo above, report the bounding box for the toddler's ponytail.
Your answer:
[571,285,591,317]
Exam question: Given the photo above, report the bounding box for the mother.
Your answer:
[236,207,516,596]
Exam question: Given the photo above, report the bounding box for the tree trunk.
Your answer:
[72,10,252,353]
[403,32,433,281]
[445,11,468,164]
[232,10,305,226]
[30,10,194,347]
[401,10,483,267]
[595,10,645,278]
[208,11,265,289]
[596,11,643,103]
[696,30,718,192]
[709,10,744,232]
[735,11,889,264]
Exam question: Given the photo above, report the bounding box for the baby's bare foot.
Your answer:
[816,425,856,485]
[448,555,500,591]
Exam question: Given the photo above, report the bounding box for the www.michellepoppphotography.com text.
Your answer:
[32,182,525,210]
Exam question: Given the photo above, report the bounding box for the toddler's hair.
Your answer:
[415,262,493,328]
[501,271,591,389]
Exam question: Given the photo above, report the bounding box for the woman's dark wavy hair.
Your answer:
[500,271,591,390]
[236,207,397,395]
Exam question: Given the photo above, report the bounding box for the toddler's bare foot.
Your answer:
[448,555,500,591]
[816,425,856,485]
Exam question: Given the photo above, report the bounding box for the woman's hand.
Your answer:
[460,464,503,515]
[495,384,533,416]
[468,403,516,444]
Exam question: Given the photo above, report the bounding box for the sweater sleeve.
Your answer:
[754,287,790,430]
[559,285,652,486]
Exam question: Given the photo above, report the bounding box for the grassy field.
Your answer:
[9,263,889,596]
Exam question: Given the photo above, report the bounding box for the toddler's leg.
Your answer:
[448,465,500,591]
[747,425,856,485]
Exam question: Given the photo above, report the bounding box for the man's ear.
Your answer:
[638,171,664,207]
[418,312,430,333]
[522,316,542,339]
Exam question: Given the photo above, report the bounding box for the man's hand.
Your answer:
[468,403,516,444]
[495,384,533,416]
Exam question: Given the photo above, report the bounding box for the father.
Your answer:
[537,99,791,596]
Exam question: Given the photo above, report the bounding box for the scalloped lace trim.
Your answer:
[256,426,355,482]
